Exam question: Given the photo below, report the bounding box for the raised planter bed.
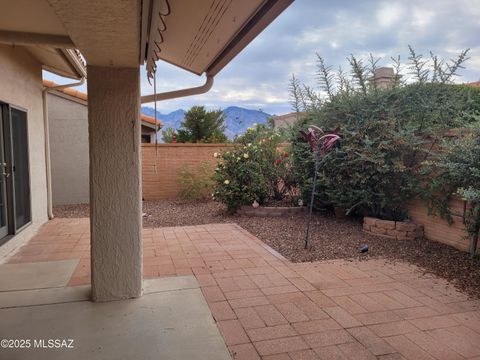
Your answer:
[237,205,305,217]
[363,217,424,240]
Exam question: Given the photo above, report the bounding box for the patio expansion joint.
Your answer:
[0,297,90,310]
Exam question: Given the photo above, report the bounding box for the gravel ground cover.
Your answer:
[54,200,480,298]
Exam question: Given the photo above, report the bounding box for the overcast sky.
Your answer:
[45,0,480,116]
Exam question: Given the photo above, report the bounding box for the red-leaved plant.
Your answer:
[300,125,340,154]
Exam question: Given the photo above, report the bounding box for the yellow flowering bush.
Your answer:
[213,125,296,212]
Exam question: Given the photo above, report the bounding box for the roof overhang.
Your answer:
[0,0,292,81]
[0,34,86,80]
[32,47,86,79]
[142,0,293,79]
[0,0,86,79]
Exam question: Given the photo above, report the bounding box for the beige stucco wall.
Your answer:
[48,93,89,205]
[0,45,48,261]
[88,66,142,301]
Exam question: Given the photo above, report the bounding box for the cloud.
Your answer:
[44,0,480,115]
[376,3,406,28]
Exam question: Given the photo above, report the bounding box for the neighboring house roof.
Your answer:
[140,115,163,128]
[43,80,88,101]
[466,81,480,87]
[43,80,163,128]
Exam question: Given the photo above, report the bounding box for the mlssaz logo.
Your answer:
[33,339,74,349]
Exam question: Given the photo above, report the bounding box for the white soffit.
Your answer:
[144,0,293,79]
[46,0,142,67]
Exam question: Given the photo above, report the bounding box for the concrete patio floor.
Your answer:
[3,218,480,359]
[0,276,230,360]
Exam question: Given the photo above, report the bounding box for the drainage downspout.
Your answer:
[42,78,85,219]
[140,74,214,103]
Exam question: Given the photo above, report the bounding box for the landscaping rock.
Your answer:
[395,222,417,232]
[375,219,396,230]
[363,217,377,226]
[363,217,424,241]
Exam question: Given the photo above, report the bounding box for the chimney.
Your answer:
[370,67,396,89]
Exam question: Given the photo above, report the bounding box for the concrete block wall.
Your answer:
[407,198,477,253]
[142,143,232,199]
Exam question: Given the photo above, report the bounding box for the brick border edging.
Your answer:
[237,206,306,217]
[363,217,424,240]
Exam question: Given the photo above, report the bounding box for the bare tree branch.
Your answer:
[315,53,335,101]
[408,45,429,83]
[288,74,304,113]
[348,54,368,95]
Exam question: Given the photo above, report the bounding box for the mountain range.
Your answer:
[141,106,272,140]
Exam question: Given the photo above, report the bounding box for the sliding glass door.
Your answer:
[10,108,31,230]
[0,103,31,244]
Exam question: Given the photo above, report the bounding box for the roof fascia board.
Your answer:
[207,0,293,75]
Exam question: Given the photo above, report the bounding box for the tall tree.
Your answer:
[177,106,227,143]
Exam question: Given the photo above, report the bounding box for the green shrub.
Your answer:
[288,48,479,221]
[311,83,480,134]
[177,162,215,200]
[319,119,421,220]
[213,126,296,212]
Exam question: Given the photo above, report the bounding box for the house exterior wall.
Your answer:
[0,45,48,261]
[141,125,156,143]
[48,93,89,205]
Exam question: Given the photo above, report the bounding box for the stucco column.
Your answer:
[87,66,142,301]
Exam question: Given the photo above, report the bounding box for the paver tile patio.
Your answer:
[5,217,480,359]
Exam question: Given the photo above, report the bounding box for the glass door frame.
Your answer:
[0,101,32,246]
[0,105,9,239]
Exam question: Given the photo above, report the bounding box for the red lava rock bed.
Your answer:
[54,199,480,299]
